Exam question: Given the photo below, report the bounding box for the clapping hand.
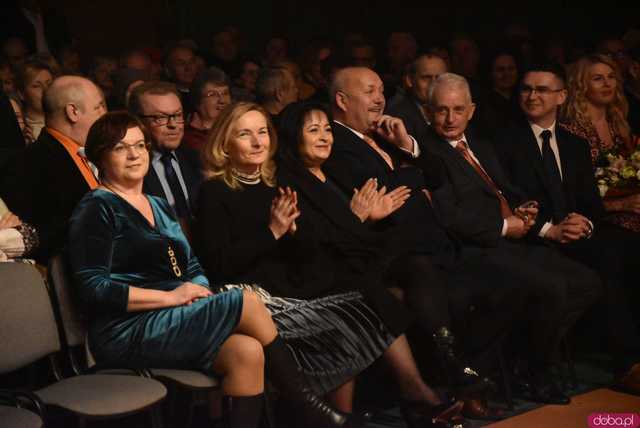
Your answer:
[350,178,378,222]
[369,185,411,221]
[269,187,301,239]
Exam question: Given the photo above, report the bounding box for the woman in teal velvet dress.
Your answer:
[68,111,352,428]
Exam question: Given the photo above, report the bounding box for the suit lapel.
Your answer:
[520,126,551,190]
[334,122,394,172]
[143,161,164,198]
[555,128,576,209]
[434,136,498,196]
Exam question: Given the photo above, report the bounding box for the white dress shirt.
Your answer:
[334,120,421,158]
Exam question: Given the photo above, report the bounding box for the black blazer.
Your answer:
[426,129,526,247]
[277,163,412,334]
[385,93,430,148]
[143,146,202,213]
[323,121,457,267]
[493,121,605,237]
[17,129,92,262]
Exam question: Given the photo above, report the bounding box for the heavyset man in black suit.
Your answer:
[493,63,640,394]
[323,67,600,406]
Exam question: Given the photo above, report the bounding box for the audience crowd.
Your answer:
[1,7,640,427]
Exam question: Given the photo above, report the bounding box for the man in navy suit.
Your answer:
[128,81,202,226]
[493,63,640,394]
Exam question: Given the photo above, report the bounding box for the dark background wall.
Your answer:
[7,1,640,57]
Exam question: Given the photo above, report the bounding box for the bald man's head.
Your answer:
[330,67,385,133]
[44,76,107,144]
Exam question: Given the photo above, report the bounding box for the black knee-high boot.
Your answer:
[263,335,351,427]
[221,393,264,428]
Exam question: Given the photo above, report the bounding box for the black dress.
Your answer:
[193,178,397,394]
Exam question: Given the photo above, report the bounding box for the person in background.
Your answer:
[183,67,231,153]
[561,54,640,232]
[15,58,53,142]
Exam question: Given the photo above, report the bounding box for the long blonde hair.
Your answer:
[201,102,277,190]
[561,54,631,144]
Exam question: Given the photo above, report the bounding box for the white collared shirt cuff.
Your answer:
[539,222,553,238]
[586,219,594,238]
[501,219,508,237]
[399,136,420,158]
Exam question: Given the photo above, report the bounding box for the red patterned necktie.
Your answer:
[455,140,512,218]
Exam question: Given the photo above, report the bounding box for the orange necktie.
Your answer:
[455,141,512,218]
[362,135,394,170]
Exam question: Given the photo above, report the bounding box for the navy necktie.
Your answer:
[540,130,567,222]
[160,151,190,218]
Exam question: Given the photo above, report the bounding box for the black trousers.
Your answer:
[455,240,602,368]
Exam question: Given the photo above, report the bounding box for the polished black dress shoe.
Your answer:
[433,327,494,394]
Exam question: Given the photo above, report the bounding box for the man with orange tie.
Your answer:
[424,72,602,404]
[16,75,106,263]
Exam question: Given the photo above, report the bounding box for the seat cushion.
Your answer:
[36,375,166,417]
[150,369,219,389]
[0,405,43,428]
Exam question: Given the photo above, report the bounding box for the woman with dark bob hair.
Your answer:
[68,110,354,428]
[275,100,523,422]
[193,101,467,428]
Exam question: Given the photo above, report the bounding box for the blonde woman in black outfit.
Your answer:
[193,101,466,428]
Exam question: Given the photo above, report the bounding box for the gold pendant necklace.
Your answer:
[167,244,182,278]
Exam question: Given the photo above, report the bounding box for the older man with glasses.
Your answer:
[128,81,202,232]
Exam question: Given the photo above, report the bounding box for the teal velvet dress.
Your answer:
[68,189,243,373]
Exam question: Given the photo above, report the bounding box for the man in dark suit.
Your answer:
[386,54,447,145]
[128,81,201,229]
[10,76,106,263]
[423,71,602,404]
[493,63,640,394]
[322,67,582,411]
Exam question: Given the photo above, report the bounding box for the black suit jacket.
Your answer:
[16,129,92,263]
[323,121,457,266]
[143,146,202,214]
[493,121,605,238]
[426,129,526,247]
[385,93,430,148]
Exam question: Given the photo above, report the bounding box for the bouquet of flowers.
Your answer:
[595,148,640,197]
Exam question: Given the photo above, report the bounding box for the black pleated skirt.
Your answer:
[221,285,396,394]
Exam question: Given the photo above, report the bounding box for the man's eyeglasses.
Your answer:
[139,112,185,126]
[519,85,565,96]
